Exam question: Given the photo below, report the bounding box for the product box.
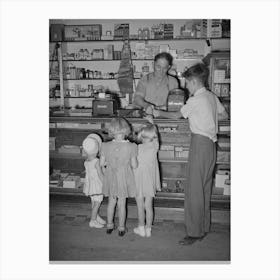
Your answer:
[91,49,104,60]
[64,25,102,41]
[201,19,222,38]
[215,170,230,188]
[63,175,81,189]
[213,84,221,96]
[50,24,64,42]
[221,84,230,97]
[114,23,129,39]
[223,185,231,195]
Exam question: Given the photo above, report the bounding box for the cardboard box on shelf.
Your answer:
[215,170,230,188]
[63,175,81,189]
[223,185,230,195]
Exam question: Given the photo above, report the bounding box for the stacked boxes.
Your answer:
[163,24,174,39]
[63,175,81,189]
[215,170,230,195]
[114,23,129,39]
[151,24,164,39]
[64,25,102,41]
[91,49,104,60]
[201,19,222,38]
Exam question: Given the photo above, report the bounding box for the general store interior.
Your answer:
[49,19,231,261]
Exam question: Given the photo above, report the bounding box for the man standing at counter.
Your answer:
[153,63,228,245]
[133,52,179,113]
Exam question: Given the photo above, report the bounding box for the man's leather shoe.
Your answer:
[178,236,204,245]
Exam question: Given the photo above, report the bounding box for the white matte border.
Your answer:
[0,0,280,279]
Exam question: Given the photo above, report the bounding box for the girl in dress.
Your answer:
[82,134,106,228]
[133,124,161,237]
[100,118,138,236]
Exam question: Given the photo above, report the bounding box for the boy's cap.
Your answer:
[82,138,99,155]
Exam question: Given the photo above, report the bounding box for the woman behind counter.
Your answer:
[133,52,179,112]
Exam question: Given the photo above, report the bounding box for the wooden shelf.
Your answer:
[49,186,230,202]
[50,37,230,43]
[49,151,230,165]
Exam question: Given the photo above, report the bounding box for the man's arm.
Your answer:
[153,109,183,119]
[133,94,153,110]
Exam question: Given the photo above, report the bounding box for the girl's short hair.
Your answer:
[182,63,209,85]
[108,117,131,137]
[138,124,158,142]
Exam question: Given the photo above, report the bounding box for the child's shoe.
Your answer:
[145,226,152,237]
[96,215,106,225]
[89,219,104,228]
[133,226,146,237]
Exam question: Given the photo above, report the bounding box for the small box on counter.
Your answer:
[63,175,81,189]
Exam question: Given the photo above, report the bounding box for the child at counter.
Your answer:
[82,134,106,229]
[100,117,138,237]
[133,124,161,237]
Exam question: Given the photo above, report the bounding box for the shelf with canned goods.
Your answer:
[50,37,230,43]
[49,58,205,62]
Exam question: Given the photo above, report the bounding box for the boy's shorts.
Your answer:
[90,194,103,203]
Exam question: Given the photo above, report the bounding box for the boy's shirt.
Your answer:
[180,87,226,142]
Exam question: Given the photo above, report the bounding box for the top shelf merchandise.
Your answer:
[49,20,230,109]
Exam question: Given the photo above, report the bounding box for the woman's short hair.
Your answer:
[154,52,173,66]
[182,63,209,85]
[107,117,131,137]
[138,124,158,142]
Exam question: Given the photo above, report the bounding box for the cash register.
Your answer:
[92,92,119,116]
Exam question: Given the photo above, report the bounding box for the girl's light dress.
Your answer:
[134,140,160,197]
[83,158,103,196]
[101,140,137,198]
